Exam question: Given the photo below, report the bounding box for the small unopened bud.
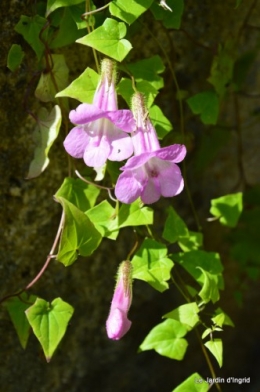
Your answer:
[106,261,133,340]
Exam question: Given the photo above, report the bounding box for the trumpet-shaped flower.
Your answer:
[106,261,133,340]
[115,93,187,204]
[64,59,134,168]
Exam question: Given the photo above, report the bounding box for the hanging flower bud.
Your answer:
[106,261,133,340]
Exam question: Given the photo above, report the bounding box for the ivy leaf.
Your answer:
[172,373,208,392]
[197,268,220,304]
[123,55,165,90]
[204,339,223,367]
[76,18,132,62]
[56,67,99,103]
[187,90,219,125]
[35,54,69,102]
[5,293,37,349]
[132,238,173,292]
[210,193,243,228]
[118,200,153,227]
[178,231,203,252]
[212,308,234,327]
[15,15,48,60]
[163,302,200,329]
[85,200,119,240]
[150,0,184,29]
[110,0,153,24]
[26,297,74,362]
[56,197,102,266]
[55,177,100,211]
[117,78,158,108]
[139,319,188,360]
[163,206,189,243]
[7,44,25,72]
[149,105,173,139]
[173,250,224,290]
[46,0,84,16]
[26,105,61,179]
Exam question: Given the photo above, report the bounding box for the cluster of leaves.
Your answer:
[4,0,258,390]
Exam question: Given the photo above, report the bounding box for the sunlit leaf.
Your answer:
[117,78,158,108]
[210,192,243,227]
[150,0,184,29]
[110,0,153,24]
[85,200,119,240]
[56,67,99,103]
[26,105,62,179]
[35,54,69,102]
[56,197,102,266]
[163,206,189,243]
[197,268,220,304]
[212,308,234,327]
[178,231,203,252]
[149,105,173,139]
[132,238,173,292]
[139,318,188,360]
[118,200,153,227]
[172,373,208,392]
[187,90,219,125]
[46,0,84,16]
[26,297,74,362]
[163,302,200,329]
[204,339,223,367]
[76,18,132,62]
[5,293,37,349]
[7,44,24,71]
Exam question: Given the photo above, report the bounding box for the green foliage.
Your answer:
[210,192,243,228]
[109,0,154,25]
[132,238,174,292]
[149,105,173,139]
[46,0,84,16]
[163,302,200,329]
[163,206,189,243]
[5,293,37,349]
[76,18,132,62]
[56,197,102,266]
[26,297,74,362]
[187,90,219,125]
[7,44,24,71]
[212,308,234,328]
[139,318,188,360]
[117,78,158,108]
[172,373,208,392]
[56,67,99,102]
[178,231,203,252]
[150,0,184,29]
[26,105,62,179]
[204,339,223,367]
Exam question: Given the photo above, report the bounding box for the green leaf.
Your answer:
[162,206,189,243]
[201,328,212,340]
[55,177,100,211]
[172,373,208,392]
[26,297,74,362]
[187,90,219,125]
[56,67,99,102]
[5,293,37,349]
[149,105,173,139]
[150,0,184,29]
[163,302,200,329]
[56,197,102,266]
[46,0,84,16]
[178,231,203,252]
[70,2,95,29]
[117,78,158,108]
[173,250,224,289]
[85,200,119,240]
[118,200,153,227]
[204,339,223,367]
[139,318,188,360]
[210,192,243,228]
[26,105,62,179]
[132,238,173,292]
[212,308,234,327]
[49,8,86,48]
[197,268,220,304]
[7,44,25,71]
[123,55,165,90]
[208,40,236,98]
[76,18,132,62]
[110,0,153,24]
[35,54,69,102]
[15,15,48,59]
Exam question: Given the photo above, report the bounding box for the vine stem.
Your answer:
[0,211,65,305]
[139,20,201,231]
[85,0,100,73]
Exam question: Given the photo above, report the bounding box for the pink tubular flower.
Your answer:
[115,93,187,204]
[63,59,134,168]
[106,261,133,340]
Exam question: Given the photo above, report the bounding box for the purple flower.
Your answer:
[64,59,134,168]
[115,93,187,204]
[106,261,133,340]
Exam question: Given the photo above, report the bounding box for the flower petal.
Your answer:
[63,127,89,158]
[107,130,133,162]
[156,144,187,163]
[106,308,132,340]
[83,137,110,167]
[159,161,184,196]
[141,177,161,204]
[69,103,105,125]
[106,110,135,132]
[115,170,144,204]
